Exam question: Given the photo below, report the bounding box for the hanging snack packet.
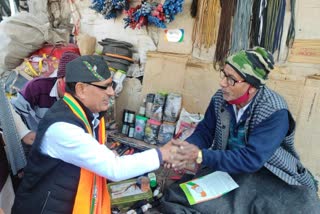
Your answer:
[157,122,176,145]
[144,119,161,145]
[134,115,148,140]
[150,92,166,122]
[163,92,182,122]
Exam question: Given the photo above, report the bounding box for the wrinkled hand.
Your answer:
[170,140,200,170]
[160,139,200,170]
[159,140,179,165]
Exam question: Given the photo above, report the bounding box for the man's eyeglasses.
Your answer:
[85,81,117,91]
[220,69,245,86]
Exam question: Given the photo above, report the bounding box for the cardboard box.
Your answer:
[108,178,153,210]
[156,0,194,54]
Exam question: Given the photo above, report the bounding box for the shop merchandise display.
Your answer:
[99,38,135,96]
[119,92,200,146]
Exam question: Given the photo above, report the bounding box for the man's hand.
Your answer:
[170,140,200,170]
[159,140,177,163]
[22,131,36,145]
[159,139,201,170]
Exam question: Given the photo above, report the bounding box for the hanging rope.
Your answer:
[190,0,198,18]
[214,0,237,66]
[286,0,296,48]
[192,0,221,50]
[262,0,286,53]
[249,0,262,47]
[230,0,253,54]
[273,0,286,53]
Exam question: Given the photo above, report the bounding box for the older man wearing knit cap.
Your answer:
[11,52,80,133]
[161,47,320,213]
[12,55,174,214]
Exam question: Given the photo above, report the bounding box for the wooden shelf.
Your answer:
[109,133,158,151]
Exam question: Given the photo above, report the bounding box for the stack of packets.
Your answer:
[121,91,204,147]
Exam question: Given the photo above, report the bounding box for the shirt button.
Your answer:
[222,125,226,129]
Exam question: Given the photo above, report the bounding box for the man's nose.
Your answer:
[220,76,228,88]
[106,86,115,96]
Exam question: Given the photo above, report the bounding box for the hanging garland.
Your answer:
[91,0,184,29]
[91,0,130,19]
[124,0,185,29]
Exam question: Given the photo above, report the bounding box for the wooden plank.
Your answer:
[288,39,320,64]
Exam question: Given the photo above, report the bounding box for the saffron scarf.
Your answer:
[63,92,110,214]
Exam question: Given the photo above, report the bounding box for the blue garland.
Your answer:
[163,0,184,22]
[91,0,105,12]
[147,16,167,28]
[91,0,185,29]
[91,0,129,20]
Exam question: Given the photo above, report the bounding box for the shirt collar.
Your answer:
[49,80,60,99]
[92,113,100,129]
[232,101,252,123]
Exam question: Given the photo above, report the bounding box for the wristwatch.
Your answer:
[196,150,203,164]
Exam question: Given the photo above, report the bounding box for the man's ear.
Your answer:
[74,82,87,99]
[249,86,257,94]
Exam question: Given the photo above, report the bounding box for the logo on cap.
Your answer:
[83,61,104,81]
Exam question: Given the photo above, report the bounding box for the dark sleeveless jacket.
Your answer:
[12,98,99,214]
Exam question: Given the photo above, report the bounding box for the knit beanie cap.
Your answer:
[226,47,274,88]
[57,52,80,78]
[66,55,111,83]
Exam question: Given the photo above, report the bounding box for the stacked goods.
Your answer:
[99,38,134,95]
[121,92,183,145]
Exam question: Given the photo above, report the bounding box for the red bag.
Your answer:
[33,43,80,59]
[15,55,59,78]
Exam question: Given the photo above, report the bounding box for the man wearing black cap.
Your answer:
[161,47,320,213]
[12,55,174,214]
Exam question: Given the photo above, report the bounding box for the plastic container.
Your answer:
[127,111,135,123]
[123,109,129,123]
[145,93,155,118]
[157,122,176,144]
[147,172,157,189]
[121,122,129,135]
[144,119,161,144]
[128,124,135,138]
[163,93,182,122]
[150,92,167,122]
[133,115,148,140]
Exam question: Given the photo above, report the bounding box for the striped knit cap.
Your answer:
[226,47,274,88]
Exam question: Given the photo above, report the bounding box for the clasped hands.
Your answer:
[159,139,200,170]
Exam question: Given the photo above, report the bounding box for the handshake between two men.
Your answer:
[158,139,202,171]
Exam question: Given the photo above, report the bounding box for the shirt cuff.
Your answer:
[155,148,163,165]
